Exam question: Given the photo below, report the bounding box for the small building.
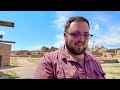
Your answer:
[0,20,14,67]
[0,43,11,67]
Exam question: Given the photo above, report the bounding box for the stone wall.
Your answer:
[0,43,11,67]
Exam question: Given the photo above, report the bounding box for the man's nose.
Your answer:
[77,34,84,42]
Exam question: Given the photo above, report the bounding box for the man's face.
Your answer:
[64,21,89,55]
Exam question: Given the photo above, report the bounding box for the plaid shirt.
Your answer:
[33,46,106,79]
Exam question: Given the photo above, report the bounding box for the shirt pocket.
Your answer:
[57,69,79,79]
[94,69,106,79]
[56,70,66,79]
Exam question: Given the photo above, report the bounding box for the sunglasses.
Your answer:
[65,31,93,40]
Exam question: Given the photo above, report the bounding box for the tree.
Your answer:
[50,46,58,52]
[40,46,49,52]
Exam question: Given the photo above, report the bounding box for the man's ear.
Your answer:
[64,32,66,40]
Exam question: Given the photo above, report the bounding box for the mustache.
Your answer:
[75,42,85,45]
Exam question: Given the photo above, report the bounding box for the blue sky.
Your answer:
[0,11,120,50]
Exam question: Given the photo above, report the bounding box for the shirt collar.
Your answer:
[60,45,93,63]
[60,45,76,62]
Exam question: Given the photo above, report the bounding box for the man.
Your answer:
[33,16,106,79]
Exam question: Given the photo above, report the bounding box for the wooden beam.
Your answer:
[0,20,14,27]
[0,40,15,43]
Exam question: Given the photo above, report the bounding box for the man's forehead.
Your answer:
[71,21,88,27]
[69,22,89,32]
[70,28,89,33]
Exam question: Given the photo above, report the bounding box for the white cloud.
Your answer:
[91,14,112,33]
[52,12,120,49]
[89,13,120,48]
[53,11,75,48]
[53,15,67,31]
[92,14,112,24]
[53,33,64,48]
[103,24,120,45]
[94,24,100,30]
[53,11,75,31]
[103,35,120,45]
[0,31,5,35]
[118,27,120,31]
[90,24,120,48]
[56,33,64,40]
[53,40,65,48]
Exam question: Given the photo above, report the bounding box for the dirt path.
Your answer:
[13,58,37,79]
[0,58,37,79]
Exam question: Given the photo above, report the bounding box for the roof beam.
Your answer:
[0,20,14,27]
[0,40,15,43]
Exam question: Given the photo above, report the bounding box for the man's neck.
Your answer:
[65,46,85,67]
[73,54,84,67]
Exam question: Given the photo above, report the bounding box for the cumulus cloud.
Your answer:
[89,24,120,48]
[53,12,120,49]
[89,14,120,48]
[53,11,76,31]
[102,25,120,45]
[53,11,75,48]
[53,40,65,48]
[0,31,5,35]
[53,33,64,48]
[56,33,64,40]
[92,14,112,24]
[53,15,67,31]
[94,24,100,30]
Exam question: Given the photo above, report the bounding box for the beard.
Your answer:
[65,40,87,55]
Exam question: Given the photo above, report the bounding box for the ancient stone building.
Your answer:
[0,43,11,67]
[0,20,14,67]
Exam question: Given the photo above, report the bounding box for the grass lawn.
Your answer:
[10,57,18,66]
[27,58,40,64]
[101,63,120,79]
[0,70,19,79]
[0,57,19,79]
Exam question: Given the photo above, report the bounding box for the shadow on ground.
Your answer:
[0,65,19,70]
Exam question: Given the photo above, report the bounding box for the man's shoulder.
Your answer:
[43,48,62,57]
[41,48,63,62]
[85,51,96,58]
[85,51,103,70]
[39,48,64,64]
[85,51,98,62]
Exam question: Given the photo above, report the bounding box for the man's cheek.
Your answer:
[69,40,75,45]
[83,41,88,47]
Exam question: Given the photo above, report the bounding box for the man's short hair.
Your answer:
[64,16,90,32]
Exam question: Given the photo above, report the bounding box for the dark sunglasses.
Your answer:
[65,31,93,40]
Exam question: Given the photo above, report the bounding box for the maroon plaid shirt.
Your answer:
[33,46,106,79]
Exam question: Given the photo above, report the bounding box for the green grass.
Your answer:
[112,76,116,79]
[27,58,40,64]
[10,57,18,66]
[111,66,120,68]
[102,63,120,79]
[0,70,19,79]
[107,72,120,75]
